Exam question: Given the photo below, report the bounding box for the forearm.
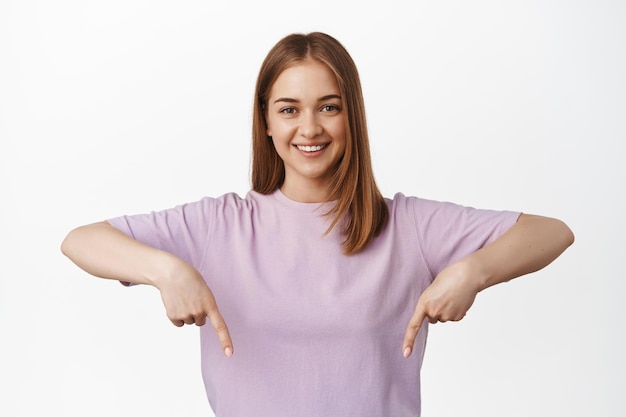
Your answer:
[62,221,234,352]
[466,214,574,292]
[402,214,573,356]
[61,221,180,287]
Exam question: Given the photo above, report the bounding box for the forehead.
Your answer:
[269,59,340,99]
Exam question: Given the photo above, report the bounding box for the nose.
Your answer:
[299,112,323,139]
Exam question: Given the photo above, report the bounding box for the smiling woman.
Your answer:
[252,32,389,255]
[60,31,574,417]
[265,59,347,203]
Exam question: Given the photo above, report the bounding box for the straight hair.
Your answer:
[251,32,388,254]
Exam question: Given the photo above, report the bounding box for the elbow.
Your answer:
[553,218,575,253]
[60,228,78,258]
[61,224,91,258]
[562,220,575,248]
[61,221,113,260]
[519,213,575,255]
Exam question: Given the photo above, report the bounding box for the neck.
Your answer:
[280,179,332,203]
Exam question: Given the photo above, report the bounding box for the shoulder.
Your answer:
[198,190,280,218]
[385,192,452,217]
[189,190,262,208]
[386,192,505,215]
[385,192,518,229]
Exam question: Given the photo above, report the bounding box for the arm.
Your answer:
[61,221,234,357]
[402,214,574,358]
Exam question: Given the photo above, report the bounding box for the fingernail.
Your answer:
[224,347,233,358]
[403,347,412,358]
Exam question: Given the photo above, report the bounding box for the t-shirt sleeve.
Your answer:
[404,194,521,280]
[107,197,215,270]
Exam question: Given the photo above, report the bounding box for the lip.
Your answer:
[294,143,330,156]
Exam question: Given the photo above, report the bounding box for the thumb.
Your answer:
[402,302,427,358]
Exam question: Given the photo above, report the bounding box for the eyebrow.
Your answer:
[272,94,342,104]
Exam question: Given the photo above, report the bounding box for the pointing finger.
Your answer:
[403,304,427,358]
[206,307,234,358]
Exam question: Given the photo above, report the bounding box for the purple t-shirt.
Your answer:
[108,189,519,417]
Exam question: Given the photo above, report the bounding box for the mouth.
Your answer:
[295,144,328,153]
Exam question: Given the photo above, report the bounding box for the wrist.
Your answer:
[145,250,186,289]
[457,255,490,293]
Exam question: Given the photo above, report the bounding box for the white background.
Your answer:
[1,1,624,416]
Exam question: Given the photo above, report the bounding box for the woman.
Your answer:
[61,32,574,416]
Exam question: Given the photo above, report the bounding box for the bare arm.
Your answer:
[402,214,574,357]
[61,221,234,357]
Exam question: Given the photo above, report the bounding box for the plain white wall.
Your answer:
[1,1,624,416]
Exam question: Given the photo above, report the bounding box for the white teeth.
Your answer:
[297,144,326,152]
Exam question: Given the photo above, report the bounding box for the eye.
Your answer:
[321,104,341,113]
[279,107,297,115]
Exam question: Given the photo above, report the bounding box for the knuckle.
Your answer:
[213,321,228,333]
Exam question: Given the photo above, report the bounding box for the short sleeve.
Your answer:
[107,197,216,270]
[406,195,521,280]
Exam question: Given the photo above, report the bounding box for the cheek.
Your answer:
[331,120,347,144]
[267,120,295,142]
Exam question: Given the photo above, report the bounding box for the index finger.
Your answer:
[206,306,234,358]
[402,304,427,358]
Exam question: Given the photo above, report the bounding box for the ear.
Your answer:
[264,109,272,137]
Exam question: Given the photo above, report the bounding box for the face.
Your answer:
[265,59,347,202]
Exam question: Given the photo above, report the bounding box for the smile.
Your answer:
[296,144,327,152]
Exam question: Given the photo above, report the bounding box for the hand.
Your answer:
[155,259,234,357]
[402,260,480,358]
[61,221,234,357]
